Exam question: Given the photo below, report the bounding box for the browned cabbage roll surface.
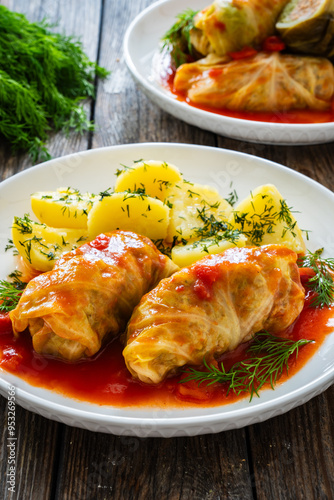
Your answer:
[174,52,334,111]
[123,245,305,384]
[10,231,178,361]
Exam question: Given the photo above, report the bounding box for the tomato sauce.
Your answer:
[0,285,332,408]
[160,60,334,125]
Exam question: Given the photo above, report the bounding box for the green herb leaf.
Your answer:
[181,333,313,401]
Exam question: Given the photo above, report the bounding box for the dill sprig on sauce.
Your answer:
[161,9,199,67]
[0,6,109,162]
[298,248,334,308]
[181,333,313,401]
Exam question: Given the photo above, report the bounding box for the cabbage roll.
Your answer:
[174,52,334,111]
[276,0,334,59]
[191,0,290,57]
[10,231,178,361]
[123,245,305,384]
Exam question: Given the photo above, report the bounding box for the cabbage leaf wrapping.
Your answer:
[123,245,305,385]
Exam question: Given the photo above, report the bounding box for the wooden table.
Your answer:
[0,1,333,498]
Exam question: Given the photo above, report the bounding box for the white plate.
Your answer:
[0,143,333,437]
[124,0,334,145]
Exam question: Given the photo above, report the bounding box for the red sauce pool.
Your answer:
[0,289,332,408]
[159,57,334,125]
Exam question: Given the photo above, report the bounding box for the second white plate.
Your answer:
[124,0,334,145]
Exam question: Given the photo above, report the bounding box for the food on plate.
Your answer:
[5,158,333,406]
[231,184,306,252]
[10,231,178,361]
[276,0,334,58]
[31,188,96,229]
[87,192,170,241]
[174,52,334,111]
[159,1,334,119]
[114,160,183,200]
[190,0,290,57]
[12,215,88,272]
[123,244,305,384]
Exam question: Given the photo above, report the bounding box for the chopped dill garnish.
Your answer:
[161,9,199,67]
[98,188,114,201]
[181,333,313,401]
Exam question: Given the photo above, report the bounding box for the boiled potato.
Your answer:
[12,214,88,272]
[31,188,96,229]
[232,184,306,253]
[88,192,170,241]
[171,233,247,267]
[114,160,182,201]
[165,181,233,243]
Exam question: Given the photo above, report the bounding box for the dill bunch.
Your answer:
[161,9,199,67]
[0,6,109,162]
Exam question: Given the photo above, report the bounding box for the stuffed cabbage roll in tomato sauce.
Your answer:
[174,52,334,112]
[123,245,305,385]
[10,231,178,362]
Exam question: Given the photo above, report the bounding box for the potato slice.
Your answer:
[171,232,247,267]
[87,192,170,241]
[114,160,182,201]
[31,188,96,229]
[232,184,306,253]
[12,215,88,272]
[165,181,233,243]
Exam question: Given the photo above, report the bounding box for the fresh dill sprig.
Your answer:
[161,9,199,67]
[298,248,334,308]
[181,333,313,401]
[0,272,27,312]
[0,6,109,162]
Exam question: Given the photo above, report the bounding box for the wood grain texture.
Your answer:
[0,0,333,499]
